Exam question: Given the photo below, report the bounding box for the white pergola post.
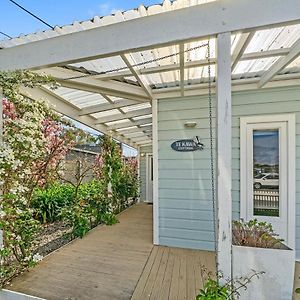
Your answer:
[216,32,232,280]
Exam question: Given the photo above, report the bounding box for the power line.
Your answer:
[0,31,12,39]
[8,0,54,30]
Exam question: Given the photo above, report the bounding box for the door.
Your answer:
[146,154,153,203]
[240,115,295,248]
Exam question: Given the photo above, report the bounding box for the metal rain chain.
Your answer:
[206,40,218,275]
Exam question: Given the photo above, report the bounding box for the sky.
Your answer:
[0,0,161,39]
[253,130,279,166]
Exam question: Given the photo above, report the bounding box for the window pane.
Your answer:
[253,130,279,217]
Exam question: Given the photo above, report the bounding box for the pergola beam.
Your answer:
[0,0,299,71]
[258,37,300,87]
[95,107,152,124]
[20,86,138,148]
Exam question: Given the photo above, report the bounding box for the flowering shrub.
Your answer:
[0,71,82,287]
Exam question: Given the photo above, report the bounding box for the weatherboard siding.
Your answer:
[157,86,300,258]
[158,94,216,251]
[139,145,152,201]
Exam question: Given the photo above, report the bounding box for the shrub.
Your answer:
[31,183,75,223]
[232,219,283,248]
[61,180,118,238]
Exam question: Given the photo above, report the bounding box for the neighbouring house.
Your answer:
[64,144,101,183]
[1,0,300,290]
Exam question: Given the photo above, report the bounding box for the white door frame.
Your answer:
[240,114,295,249]
[146,153,153,203]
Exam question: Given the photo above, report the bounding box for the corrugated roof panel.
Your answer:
[245,24,300,53]
[54,87,108,109]
[133,114,152,121]
[106,119,131,126]
[286,56,300,69]
[121,103,151,113]
[91,109,121,119]
[233,57,281,75]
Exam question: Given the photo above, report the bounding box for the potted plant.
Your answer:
[232,219,295,300]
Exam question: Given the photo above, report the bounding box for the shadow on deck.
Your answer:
[6,203,213,300]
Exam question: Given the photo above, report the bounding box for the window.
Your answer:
[252,129,279,217]
[240,114,295,248]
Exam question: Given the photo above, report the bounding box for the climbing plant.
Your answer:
[0,70,82,287]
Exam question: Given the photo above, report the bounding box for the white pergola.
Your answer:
[1,0,300,280]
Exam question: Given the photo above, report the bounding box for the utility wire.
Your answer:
[0,31,12,39]
[8,0,54,30]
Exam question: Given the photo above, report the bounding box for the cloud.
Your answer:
[87,1,123,17]
[98,2,123,16]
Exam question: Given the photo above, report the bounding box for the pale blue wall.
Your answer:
[157,86,300,258]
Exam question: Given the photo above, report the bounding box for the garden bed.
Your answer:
[32,221,73,257]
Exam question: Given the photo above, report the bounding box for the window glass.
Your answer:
[253,130,279,217]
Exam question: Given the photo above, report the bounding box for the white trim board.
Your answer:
[152,99,159,245]
[240,114,296,250]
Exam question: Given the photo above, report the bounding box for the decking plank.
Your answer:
[169,251,181,300]
[131,246,159,300]
[159,250,175,300]
[149,247,170,299]
[140,246,165,298]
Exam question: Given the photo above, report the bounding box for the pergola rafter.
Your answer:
[78,99,139,116]
[109,118,152,130]
[231,32,255,70]
[121,54,154,100]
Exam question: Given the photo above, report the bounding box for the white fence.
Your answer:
[254,189,279,210]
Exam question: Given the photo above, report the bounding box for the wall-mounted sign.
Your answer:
[171,137,204,152]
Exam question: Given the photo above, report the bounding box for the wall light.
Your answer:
[140,153,146,157]
[184,121,197,128]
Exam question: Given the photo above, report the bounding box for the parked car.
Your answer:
[253,173,279,189]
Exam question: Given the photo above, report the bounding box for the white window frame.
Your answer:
[240,114,295,249]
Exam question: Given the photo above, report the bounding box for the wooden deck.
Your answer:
[7,203,215,300]
[132,246,214,300]
[8,203,154,300]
